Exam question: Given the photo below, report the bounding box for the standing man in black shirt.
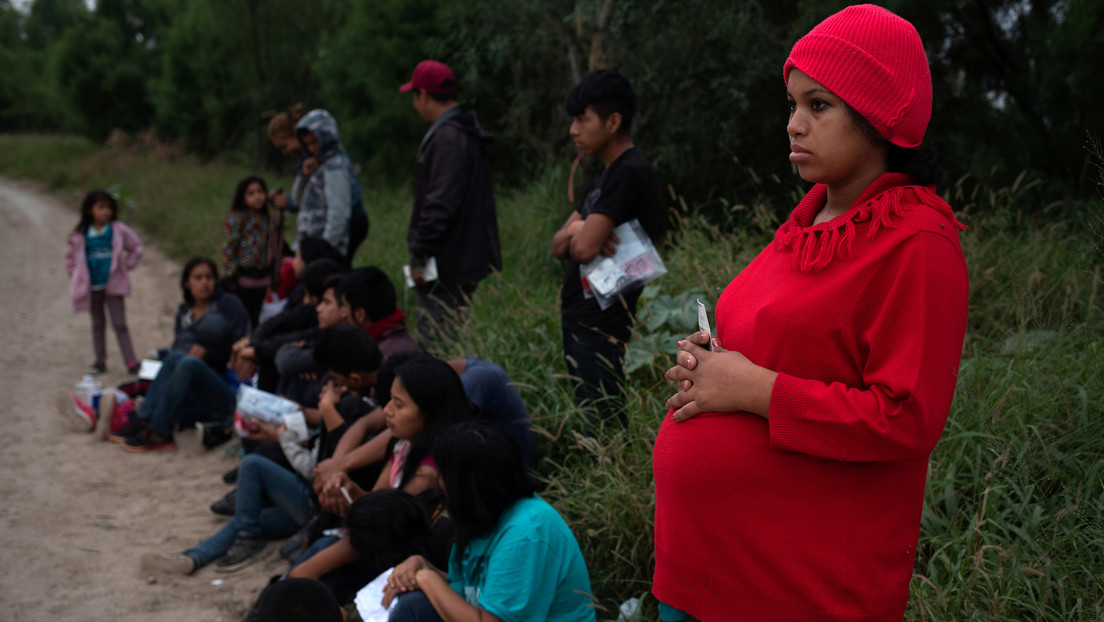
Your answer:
[551,69,666,429]
[400,59,501,347]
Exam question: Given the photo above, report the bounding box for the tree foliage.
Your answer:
[1,0,1101,210]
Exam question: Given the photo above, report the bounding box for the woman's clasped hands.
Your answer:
[664,330,778,422]
[381,555,430,607]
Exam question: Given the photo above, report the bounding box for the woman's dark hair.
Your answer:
[231,175,269,213]
[75,190,118,233]
[180,256,219,304]
[345,489,435,567]
[298,236,348,268]
[391,356,473,489]
[845,104,946,189]
[565,68,637,136]
[435,420,535,548]
[374,351,426,407]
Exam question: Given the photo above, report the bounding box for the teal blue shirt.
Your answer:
[85,223,113,289]
[448,496,596,622]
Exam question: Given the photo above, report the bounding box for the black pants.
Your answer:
[414,281,477,348]
[346,210,369,266]
[562,326,628,429]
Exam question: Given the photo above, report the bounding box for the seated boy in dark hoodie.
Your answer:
[339,267,420,357]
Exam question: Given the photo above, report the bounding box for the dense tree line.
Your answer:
[1,0,1101,214]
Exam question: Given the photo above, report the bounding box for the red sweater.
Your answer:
[653,174,968,621]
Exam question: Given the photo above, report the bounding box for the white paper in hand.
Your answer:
[354,567,395,622]
[138,359,162,381]
[402,257,439,288]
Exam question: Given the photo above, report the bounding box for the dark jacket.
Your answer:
[408,107,501,286]
[250,298,320,363]
[171,289,251,370]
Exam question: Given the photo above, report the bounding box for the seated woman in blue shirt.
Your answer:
[384,420,597,622]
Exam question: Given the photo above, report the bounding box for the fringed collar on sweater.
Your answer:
[774,173,965,272]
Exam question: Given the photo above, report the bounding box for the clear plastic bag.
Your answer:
[233,385,309,440]
[580,219,667,310]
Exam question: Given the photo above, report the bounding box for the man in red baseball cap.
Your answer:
[399,60,501,346]
[398,59,456,95]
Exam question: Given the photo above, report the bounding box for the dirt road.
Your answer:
[0,179,283,621]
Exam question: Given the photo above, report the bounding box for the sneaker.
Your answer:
[278,523,312,564]
[126,360,141,375]
[108,416,147,443]
[209,489,236,518]
[197,421,234,450]
[123,428,176,452]
[88,361,107,375]
[215,536,269,573]
[222,466,239,485]
[139,552,197,576]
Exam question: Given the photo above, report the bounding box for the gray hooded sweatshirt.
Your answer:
[292,109,355,255]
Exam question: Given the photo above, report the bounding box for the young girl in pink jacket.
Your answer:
[65,190,143,374]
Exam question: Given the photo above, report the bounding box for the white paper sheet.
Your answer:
[402,256,438,288]
[354,567,395,622]
[138,359,162,381]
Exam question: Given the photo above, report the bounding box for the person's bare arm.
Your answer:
[287,537,359,580]
[416,569,504,622]
[401,465,439,496]
[330,408,386,462]
[338,425,392,473]
[313,410,388,493]
[317,381,347,431]
[551,211,619,262]
[551,211,584,259]
[568,212,618,263]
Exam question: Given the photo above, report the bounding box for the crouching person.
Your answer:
[385,420,597,622]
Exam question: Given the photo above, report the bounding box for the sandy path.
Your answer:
[0,179,284,621]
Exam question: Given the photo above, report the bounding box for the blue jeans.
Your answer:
[562,327,628,429]
[139,350,236,437]
[184,454,313,566]
[389,591,444,622]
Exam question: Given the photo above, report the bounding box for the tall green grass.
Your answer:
[2,133,1101,620]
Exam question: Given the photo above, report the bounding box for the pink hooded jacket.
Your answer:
[65,221,143,312]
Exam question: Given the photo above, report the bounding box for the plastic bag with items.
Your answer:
[579,218,667,310]
[233,385,310,441]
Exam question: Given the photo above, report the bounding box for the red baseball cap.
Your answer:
[399,60,457,94]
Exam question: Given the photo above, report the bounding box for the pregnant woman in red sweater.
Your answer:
[653,5,969,621]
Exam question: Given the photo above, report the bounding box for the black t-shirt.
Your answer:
[560,148,665,342]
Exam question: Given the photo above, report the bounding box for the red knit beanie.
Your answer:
[783,4,931,149]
